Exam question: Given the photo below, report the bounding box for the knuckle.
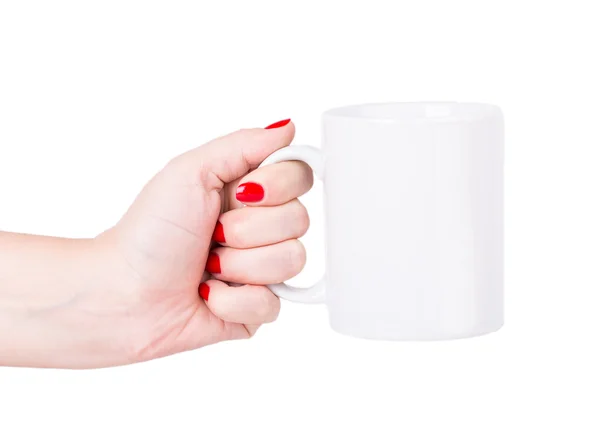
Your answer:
[226,212,254,248]
[300,162,315,188]
[164,154,221,190]
[258,287,281,323]
[162,155,192,181]
[266,299,281,323]
[283,240,306,277]
[243,324,261,338]
[256,289,280,323]
[238,128,254,136]
[290,200,310,237]
[225,217,245,247]
[164,154,183,170]
[234,128,262,146]
[231,128,251,137]
[244,328,257,339]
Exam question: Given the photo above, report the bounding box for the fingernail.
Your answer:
[212,221,225,243]
[199,282,210,301]
[265,118,291,129]
[236,182,264,202]
[206,252,221,274]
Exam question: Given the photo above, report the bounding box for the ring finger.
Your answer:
[205,239,306,285]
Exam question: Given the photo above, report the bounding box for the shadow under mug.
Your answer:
[260,102,504,341]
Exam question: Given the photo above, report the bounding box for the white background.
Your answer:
[1,1,599,419]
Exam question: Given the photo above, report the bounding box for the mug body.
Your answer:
[321,102,503,340]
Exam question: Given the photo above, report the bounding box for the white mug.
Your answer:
[260,102,504,341]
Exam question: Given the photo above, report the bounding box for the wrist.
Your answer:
[0,233,131,368]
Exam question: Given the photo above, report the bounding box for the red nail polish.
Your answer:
[265,118,291,129]
[199,283,210,301]
[206,252,221,274]
[236,182,264,202]
[212,221,225,243]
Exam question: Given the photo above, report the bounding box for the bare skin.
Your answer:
[0,120,312,368]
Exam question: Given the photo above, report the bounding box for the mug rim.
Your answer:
[322,101,502,123]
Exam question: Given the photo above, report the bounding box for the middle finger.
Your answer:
[213,199,309,249]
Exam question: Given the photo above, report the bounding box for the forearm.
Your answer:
[0,231,121,368]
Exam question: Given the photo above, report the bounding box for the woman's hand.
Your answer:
[0,119,313,368]
[101,118,313,364]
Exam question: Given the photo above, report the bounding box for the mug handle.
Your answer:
[257,145,326,304]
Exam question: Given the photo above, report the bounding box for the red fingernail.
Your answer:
[206,252,221,274]
[199,283,210,301]
[236,182,264,202]
[212,221,225,243]
[265,118,291,129]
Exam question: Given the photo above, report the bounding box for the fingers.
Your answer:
[228,160,314,207]
[206,239,306,285]
[214,199,309,248]
[170,118,295,187]
[200,280,280,325]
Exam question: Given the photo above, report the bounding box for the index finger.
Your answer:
[233,160,314,206]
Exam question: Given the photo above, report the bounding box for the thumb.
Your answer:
[173,119,294,188]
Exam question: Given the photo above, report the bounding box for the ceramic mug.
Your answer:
[259,102,504,340]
